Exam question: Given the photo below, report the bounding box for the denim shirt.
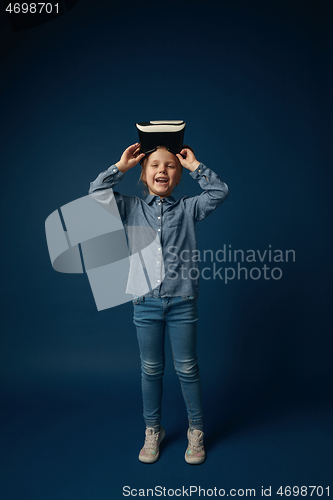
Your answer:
[88,163,229,298]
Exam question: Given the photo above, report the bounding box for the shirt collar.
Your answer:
[145,194,176,205]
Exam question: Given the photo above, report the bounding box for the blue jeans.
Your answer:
[133,295,203,431]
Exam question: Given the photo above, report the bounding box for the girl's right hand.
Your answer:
[116,143,145,173]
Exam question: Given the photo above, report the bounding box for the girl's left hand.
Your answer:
[176,148,200,172]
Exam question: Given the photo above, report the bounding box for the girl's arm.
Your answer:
[176,148,229,221]
[88,164,124,193]
[88,143,145,221]
[89,143,145,193]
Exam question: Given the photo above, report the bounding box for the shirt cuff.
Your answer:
[102,164,124,183]
[189,162,206,180]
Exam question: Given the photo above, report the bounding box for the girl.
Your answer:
[89,141,229,464]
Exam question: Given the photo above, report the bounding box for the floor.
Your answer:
[1,385,332,500]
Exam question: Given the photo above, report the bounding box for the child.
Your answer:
[89,138,229,464]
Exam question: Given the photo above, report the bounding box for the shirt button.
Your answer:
[157,279,160,283]
[198,169,201,172]
[158,229,161,231]
[158,248,161,251]
[158,202,161,205]
[113,168,117,172]
[157,261,160,264]
[158,217,161,219]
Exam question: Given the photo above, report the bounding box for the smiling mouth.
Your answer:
[155,178,169,185]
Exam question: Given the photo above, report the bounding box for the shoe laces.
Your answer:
[144,428,159,450]
[188,429,204,452]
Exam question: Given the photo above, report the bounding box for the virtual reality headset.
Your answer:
[136,120,186,156]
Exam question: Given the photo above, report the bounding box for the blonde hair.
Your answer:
[138,144,194,193]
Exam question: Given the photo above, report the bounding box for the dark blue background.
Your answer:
[0,0,332,498]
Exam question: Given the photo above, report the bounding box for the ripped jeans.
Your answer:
[133,295,203,431]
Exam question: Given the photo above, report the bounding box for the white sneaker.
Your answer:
[185,428,205,464]
[139,426,165,463]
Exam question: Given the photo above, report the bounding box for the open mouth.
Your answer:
[155,177,169,185]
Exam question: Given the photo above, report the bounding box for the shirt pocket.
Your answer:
[165,212,181,229]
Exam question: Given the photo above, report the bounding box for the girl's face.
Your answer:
[142,148,182,198]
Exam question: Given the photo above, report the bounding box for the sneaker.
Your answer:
[139,426,165,463]
[185,428,205,464]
